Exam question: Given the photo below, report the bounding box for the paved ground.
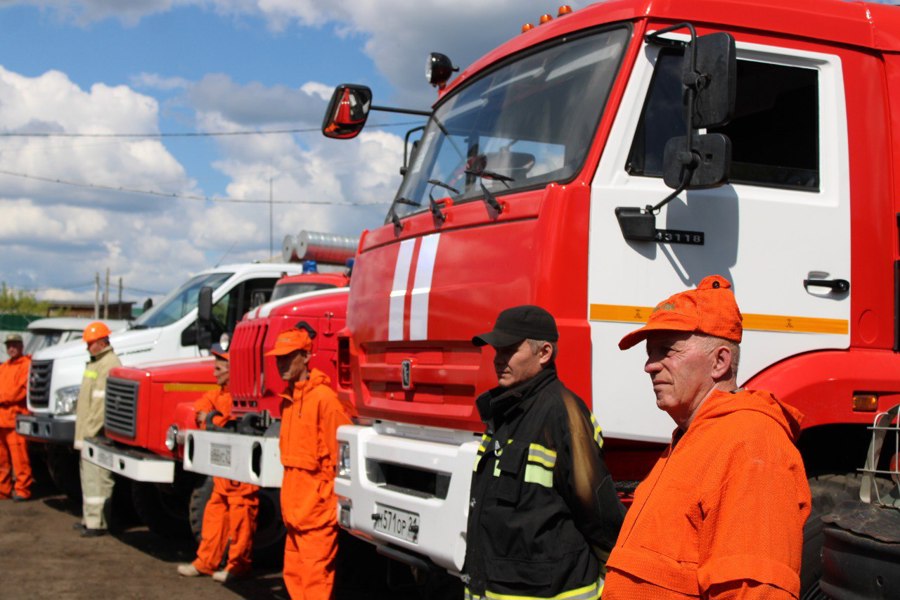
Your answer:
[0,458,448,599]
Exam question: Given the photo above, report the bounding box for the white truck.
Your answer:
[17,262,305,499]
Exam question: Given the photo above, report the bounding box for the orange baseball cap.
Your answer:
[265,328,313,357]
[618,274,743,350]
[83,321,112,344]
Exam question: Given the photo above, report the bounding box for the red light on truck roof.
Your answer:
[558,5,573,16]
[539,13,553,24]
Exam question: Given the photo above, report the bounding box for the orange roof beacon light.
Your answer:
[539,13,553,24]
[521,23,535,33]
[426,52,459,89]
[558,5,573,16]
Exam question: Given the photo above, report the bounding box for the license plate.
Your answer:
[373,504,419,543]
[16,420,30,435]
[210,443,232,468]
[96,448,114,469]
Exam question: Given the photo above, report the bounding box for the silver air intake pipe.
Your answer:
[281,231,359,265]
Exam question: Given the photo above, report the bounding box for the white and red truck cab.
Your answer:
[321,0,900,594]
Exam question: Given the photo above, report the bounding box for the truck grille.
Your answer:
[231,318,267,405]
[28,359,53,409]
[105,377,139,438]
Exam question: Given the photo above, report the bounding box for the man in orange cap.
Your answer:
[603,275,811,600]
[74,321,121,537]
[0,333,33,501]
[178,345,260,583]
[265,322,352,600]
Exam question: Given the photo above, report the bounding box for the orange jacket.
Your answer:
[604,389,811,600]
[194,386,259,498]
[0,355,30,428]
[279,369,352,531]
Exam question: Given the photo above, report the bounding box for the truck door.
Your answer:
[589,37,851,442]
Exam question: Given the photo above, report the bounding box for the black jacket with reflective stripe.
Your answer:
[464,367,625,598]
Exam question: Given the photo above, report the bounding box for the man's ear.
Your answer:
[538,342,554,366]
[711,345,732,380]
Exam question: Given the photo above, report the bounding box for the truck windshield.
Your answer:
[24,330,64,354]
[390,25,629,221]
[270,282,335,301]
[133,272,233,329]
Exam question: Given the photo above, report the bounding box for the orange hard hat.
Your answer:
[83,321,112,344]
[618,275,743,350]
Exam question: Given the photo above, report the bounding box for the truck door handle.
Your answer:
[804,278,849,293]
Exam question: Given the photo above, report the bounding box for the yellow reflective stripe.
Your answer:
[83,370,98,380]
[523,463,553,488]
[527,443,557,468]
[590,415,604,449]
[484,580,600,600]
[590,303,848,335]
[162,383,219,393]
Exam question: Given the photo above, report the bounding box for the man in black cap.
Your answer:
[463,305,625,600]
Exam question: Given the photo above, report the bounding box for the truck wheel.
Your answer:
[800,473,891,599]
[131,480,193,539]
[189,479,286,567]
[46,445,82,505]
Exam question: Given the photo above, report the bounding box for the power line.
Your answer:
[0,120,424,139]
[0,169,391,206]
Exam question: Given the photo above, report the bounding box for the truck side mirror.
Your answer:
[663,133,732,189]
[322,84,373,140]
[196,286,213,351]
[690,33,736,129]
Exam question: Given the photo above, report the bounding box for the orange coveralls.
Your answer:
[0,354,32,500]
[279,369,352,600]
[192,386,260,575]
[603,389,811,600]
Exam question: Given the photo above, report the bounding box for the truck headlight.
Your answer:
[53,385,81,415]
[164,424,180,451]
[337,441,351,479]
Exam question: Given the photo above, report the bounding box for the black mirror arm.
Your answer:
[371,105,431,117]
[648,166,693,214]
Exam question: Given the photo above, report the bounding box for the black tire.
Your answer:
[131,480,194,539]
[801,473,869,599]
[188,479,286,567]
[46,445,82,505]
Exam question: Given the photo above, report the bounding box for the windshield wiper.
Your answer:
[427,179,460,223]
[389,197,420,228]
[464,166,511,213]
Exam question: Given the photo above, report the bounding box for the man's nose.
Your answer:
[644,357,661,374]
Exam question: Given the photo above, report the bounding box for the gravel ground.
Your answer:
[0,456,449,600]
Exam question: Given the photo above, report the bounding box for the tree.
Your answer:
[0,283,50,316]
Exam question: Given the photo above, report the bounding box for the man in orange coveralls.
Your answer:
[0,333,33,501]
[604,275,811,600]
[265,323,352,600]
[177,345,259,583]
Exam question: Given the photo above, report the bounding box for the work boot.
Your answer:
[80,528,106,538]
[177,564,202,577]
[72,522,86,532]
[11,493,29,502]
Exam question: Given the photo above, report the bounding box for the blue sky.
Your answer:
[0,0,560,304]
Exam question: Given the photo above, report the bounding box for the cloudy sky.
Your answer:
[0,0,569,305]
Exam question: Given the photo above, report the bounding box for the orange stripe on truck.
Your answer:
[589,304,848,335]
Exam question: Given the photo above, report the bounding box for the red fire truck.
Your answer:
[82,239,353,552]
[320,1,900,596]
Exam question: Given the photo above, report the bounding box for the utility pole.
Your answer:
[104,268,110,320]
[269,177,274,260]
[118,277,123,319]
[94,272,100,319]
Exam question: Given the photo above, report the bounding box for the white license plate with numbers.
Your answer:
[373,504,419,543]
[210,443,232,467]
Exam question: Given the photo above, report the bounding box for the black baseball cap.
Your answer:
[472,305,559,348]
